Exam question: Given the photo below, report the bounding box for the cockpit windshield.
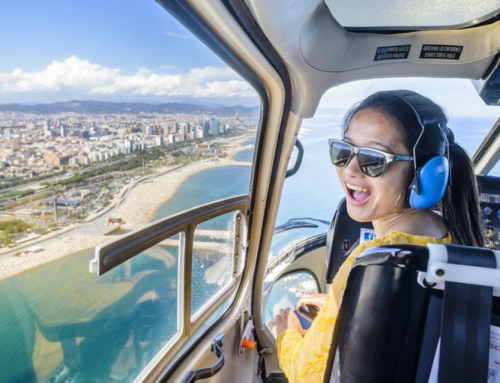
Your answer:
[268,78,499,263]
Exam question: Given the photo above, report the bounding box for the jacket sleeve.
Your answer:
[275,233,452,383]
[276,259,351,383]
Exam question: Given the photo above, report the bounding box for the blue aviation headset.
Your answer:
[387,90,451,210]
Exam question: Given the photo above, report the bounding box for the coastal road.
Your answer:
[0,135,253,258]
[0,164,189,257]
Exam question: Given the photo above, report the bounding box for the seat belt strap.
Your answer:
[438,246,495,383]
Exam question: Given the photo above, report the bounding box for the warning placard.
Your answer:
[420,45,463,60]
[374,45,411,61]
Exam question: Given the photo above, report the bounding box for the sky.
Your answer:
[0,0,256,106]
[0,0,498,118]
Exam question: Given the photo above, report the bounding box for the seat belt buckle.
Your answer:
[417,244,500,295]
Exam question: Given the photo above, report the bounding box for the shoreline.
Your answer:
[114,141,252,231]
[0,135,254,281]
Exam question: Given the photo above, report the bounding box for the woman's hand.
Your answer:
[295,293,328,312]
[268,308,304,338]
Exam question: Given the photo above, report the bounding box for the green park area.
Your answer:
[0,220,34,247]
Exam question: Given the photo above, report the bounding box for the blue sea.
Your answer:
[0,114,497,382]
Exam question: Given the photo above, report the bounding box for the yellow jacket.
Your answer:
[276,231,452,383]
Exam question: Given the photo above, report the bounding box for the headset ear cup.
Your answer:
[409,156,449,210]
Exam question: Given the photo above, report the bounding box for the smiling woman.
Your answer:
[272,90,484,383]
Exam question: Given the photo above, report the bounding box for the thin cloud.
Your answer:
[0,56,257,99]
[162,31,193,39]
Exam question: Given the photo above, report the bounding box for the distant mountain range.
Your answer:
[0,100,260,116]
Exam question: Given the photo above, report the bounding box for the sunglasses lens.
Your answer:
[330,141,352,167]
[358,149,386,177]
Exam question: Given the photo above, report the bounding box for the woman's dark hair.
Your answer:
[340,90,484,247]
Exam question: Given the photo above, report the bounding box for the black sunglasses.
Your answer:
[328,139,414,177]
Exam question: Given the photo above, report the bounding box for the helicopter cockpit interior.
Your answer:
[2,0,500,383]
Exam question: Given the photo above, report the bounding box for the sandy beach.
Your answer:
[0,135,254,280]
[114,140,252,230]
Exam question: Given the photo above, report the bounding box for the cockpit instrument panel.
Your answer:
[477,175,500,250]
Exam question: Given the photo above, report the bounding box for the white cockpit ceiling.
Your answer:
[246,0,500,118]
[325,0,500,29]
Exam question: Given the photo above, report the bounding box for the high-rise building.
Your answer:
[124,139,134,152]
[203,121,210,137]
[60,126,67,137]
[76,130,90,139]
[154,136,164,146]
[144,125,153,135]
[78,155,90,165]
[43,121,50,136]
[209,118,219,136]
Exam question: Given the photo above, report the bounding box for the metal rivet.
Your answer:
[436,269,445,277]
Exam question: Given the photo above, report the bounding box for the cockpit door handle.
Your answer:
[286,139,304,178]
[182,334,225,382]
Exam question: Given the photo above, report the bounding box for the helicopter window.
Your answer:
[268,78,498,266]
[191,211,241,320]
[0,1,260,382]
[325,0,500,29]
[0,232,184,383]
[264,272,320,337]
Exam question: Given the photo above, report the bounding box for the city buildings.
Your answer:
[0,110,250,178]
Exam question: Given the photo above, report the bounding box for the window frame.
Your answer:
[152,0,292,380]
[190,210,245,322]
[90,195,249,378]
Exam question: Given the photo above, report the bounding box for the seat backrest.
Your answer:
[323,244,500,383]
[325,198,373,284]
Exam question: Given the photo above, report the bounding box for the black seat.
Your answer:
[323,244,500,383]
[325,198,373,284]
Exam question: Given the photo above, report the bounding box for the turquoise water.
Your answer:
[233,149,253,162]
[0,114,497,382]
[154,166,251,220]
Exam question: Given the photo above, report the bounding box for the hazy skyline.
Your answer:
[0,0,498,117]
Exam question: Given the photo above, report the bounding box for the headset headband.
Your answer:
[384,90,450,194]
